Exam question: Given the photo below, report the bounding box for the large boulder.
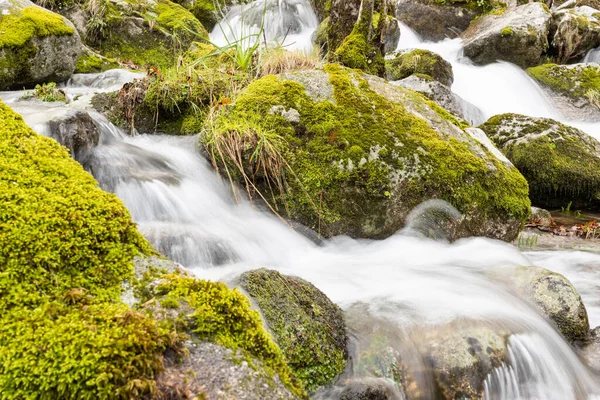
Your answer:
[239,269,348,392]
[0,0,81,89]
[527,63,600,121]
[513,266,590,342]
[386,49,454,87]
[479,113,600,209]
[550,7,600,64]
[462,3,552,68]
[394,0,484,41]
[201,64,531,241]
[392,75,485,126]
[62,0,207,67]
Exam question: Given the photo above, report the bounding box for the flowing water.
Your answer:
[3,3,600,398]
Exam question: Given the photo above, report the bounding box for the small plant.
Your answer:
[562,200,573,214]
[586,88,600,109]
[517,232,539,249]
[22,82,67,102]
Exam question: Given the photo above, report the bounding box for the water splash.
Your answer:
[210,0,318,52]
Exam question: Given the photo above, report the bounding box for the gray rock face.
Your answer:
[48,110,100,162]
[531,206,553,226]
[392,75,485,126]
[462,3,552,68]
[514,266,590,342]
[581,326,600,373]
[383,19,401,54]
[339,378,401,400]
[551,7,600,63]
[0,0,81,90]
[157,340,298,400]
[394,0,479,41]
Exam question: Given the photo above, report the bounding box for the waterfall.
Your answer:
[3,2,600,397]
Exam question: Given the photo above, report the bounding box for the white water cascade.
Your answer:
[2,2,600,398]
[209,0,319,52]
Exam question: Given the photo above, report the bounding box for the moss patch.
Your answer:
[0,6,74,49]
[527,63,600,99]
[480,113,600,209]
[385,49,454,86]
[75,51,119,73]
[202,64,530,239]
[240,269,347,392]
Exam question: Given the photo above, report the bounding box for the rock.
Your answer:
[394,0,483,41]
[531,206,553,226]
[479,113,600,209]
[74,47,120,74]
[339,378,401,400]
[239,268,348,392]
[203,65,530,241]
[310,0,329,21]
[383,18,401,55]
[527,63,600,122]
[327,0,361,51]
[462,3,552,68]
[550,7,600,64]
[413,322,508,400]
[157,340,298,400]
[0,0,82,90]
[47,110,100,162]
[62,0,207,67]
[392,75,485,126]
[580,326,600,372]
[514,266,590,342]
[386,49,454,87]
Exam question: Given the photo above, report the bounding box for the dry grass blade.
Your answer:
[259,47,321,76]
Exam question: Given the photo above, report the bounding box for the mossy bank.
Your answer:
[201,64,530,241]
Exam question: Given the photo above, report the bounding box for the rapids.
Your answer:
[3,2,600,398]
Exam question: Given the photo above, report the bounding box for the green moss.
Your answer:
[0,100,177,398]
[0,6,74,49]
[240,269,347,392]
[385,49,454,86]
[433,0,495,12]
[155,0,207,36]
[0,302,172,399]
[500,26,514,36]
[527,63,600,99]
[0,99,153,310]
[480,113,600,209]
[154,273,306,398]
[75,51,120,73]
[202,64,530,239]
[334,21,385,76]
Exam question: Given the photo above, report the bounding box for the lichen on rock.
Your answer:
[386,49,454,87]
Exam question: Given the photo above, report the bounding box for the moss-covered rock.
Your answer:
[513,266,590,343]
[462,2,551,68]
[201,64,530,241]
[239,269,348,392]
[386,49,454,87]
[394,0,492,41]
[0,0,81,89]
[550,7,600,64]
[75,46,120,73]
[479,113,600,209]
[65,0,208,68]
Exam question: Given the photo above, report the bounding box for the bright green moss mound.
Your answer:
[153,274,306,397]
[527,63,600,99]
[480,113,600,209]
[240,269,348,392]
[0,302,171,399]
[385,49,454,86]
[75,51,119,73]
[334,20,384,76]
[202,64,530,239]
[0,6,74,49]
[0,99,152,309]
